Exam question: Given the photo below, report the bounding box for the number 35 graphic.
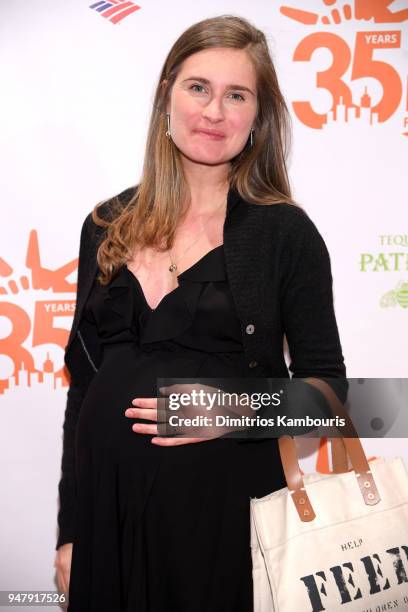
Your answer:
[292,31,402,128]
[0,301,74,386]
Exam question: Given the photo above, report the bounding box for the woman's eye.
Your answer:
[189,84,244,102]
[190,84,206,93]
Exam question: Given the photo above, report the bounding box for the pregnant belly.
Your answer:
[76,343,204,454]
[75,342,244,458]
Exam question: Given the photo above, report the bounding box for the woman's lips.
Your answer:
[193,129,225,140]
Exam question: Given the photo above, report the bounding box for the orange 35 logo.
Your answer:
[280,1,408,133]
[0,231,77,394]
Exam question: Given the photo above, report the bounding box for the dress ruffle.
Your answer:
[89,245,227,346]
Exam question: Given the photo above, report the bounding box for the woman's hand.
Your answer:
[124,383,241,446]
[54,542,73,596]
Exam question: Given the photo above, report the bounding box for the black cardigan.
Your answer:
[56,185,347,549]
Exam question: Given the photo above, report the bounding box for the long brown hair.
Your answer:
[93,14,298,285]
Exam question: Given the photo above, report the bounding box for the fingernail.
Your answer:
[125,409,133,416]
[132,398,140,405]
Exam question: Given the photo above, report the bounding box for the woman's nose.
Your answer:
[201,98,225,122]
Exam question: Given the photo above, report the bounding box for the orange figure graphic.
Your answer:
[0,230,78,295]
[281,0,408,25]
[26,230,78,293]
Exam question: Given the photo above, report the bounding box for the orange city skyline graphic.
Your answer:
[0,230,78,394]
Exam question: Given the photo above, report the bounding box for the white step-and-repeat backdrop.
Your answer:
[1,0,407,603]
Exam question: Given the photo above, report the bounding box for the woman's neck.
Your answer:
[181,159,230,216]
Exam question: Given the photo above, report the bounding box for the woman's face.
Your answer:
[165,47,258,167]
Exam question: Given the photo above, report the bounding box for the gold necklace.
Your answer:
[167,196,227,274]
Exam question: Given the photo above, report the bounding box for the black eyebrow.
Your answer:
[182,76,255,96]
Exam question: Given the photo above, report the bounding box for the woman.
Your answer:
[54,14,347,611]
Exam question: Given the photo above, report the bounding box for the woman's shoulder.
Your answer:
[260,200,308,220]
[256,201,323,242]
[92,184,138,223]
[75,185,138,261]
[81,185,138,237]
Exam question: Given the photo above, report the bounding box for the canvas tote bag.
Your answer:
[250,377,408,612]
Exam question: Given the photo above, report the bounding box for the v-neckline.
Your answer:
[125,244,223,311]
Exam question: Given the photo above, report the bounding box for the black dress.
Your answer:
[68,244,287,612]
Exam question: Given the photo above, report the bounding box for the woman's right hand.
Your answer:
[54,543,73,595]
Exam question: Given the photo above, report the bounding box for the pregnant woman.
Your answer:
[54,14,347,611]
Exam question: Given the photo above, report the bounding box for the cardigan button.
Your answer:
[248,360,258,368]
[245,324,255,334]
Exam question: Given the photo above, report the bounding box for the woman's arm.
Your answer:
[55,215,100,550]
[233,210,348,442]
[280,210,348,417]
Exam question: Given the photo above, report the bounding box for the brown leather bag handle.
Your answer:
[278,377,381,522]
[331,437,349,473]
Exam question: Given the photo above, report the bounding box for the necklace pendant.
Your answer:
[169,262,177,273]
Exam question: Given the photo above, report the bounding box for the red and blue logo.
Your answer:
[89,0,140,24]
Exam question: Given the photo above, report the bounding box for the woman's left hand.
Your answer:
[124,383,237,446]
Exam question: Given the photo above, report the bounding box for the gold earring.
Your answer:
[166,113,171,138]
